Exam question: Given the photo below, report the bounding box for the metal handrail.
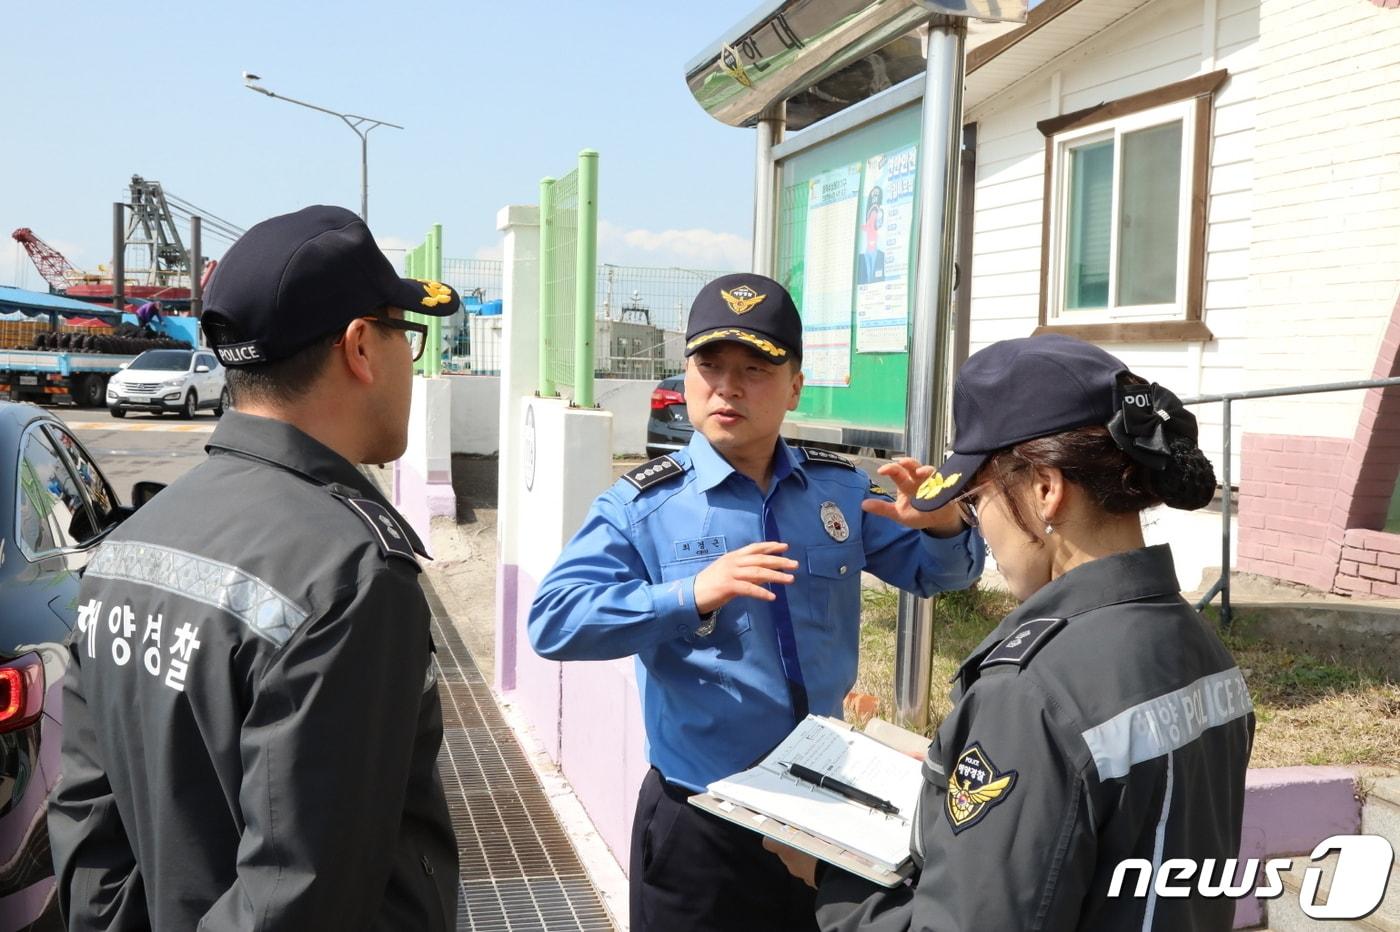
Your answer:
[1180,375,1400,627]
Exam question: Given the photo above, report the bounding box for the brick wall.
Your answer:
[1335,530,1400,597]
[1236,291,1400,595]
[1236,435,1351,590]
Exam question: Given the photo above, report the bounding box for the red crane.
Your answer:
[11,228,80,292]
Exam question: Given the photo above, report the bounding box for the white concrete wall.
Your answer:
[516,399,614,582]
[393,375,454,550]
[964,0,1260,481]
[1244,0,1400,437]
[449,375,501,455]
[450,375,660,457]
[592,378,659,457]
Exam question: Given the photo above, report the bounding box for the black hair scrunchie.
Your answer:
[1106,382,1199,471]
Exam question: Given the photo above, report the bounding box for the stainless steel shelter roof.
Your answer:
[685,0,1028,130]
[685,0,1163,131]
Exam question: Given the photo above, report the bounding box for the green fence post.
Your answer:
[573,150,598,408]
[429,223,443,377]
[538,177,557,398]
[408,243,423,376]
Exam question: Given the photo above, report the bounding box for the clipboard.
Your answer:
[688,716,931,888]
[689,790,915,887]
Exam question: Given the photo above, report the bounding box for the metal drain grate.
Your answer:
[427,587,615,932]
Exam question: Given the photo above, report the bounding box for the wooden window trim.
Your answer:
[1036,70,1228,343]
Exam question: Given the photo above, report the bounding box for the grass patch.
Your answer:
[848,586,1400,771]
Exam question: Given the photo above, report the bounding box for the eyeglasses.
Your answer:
[357,313,429,361]
[951,481,993,528]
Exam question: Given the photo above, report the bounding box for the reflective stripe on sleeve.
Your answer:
[1080,667,1252,781]
[87,540,310,646]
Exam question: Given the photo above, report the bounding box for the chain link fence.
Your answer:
[594,264,735,380]
[435,260,737,382]
[543,169,581,396]
[440,258,505,374]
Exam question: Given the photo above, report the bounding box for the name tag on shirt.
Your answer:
[673,536,727,562]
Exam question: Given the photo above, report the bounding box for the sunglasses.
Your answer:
[950,481,993,528]
[348,312,429,362]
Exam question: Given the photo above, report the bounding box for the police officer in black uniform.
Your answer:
[770,334,1255,932]
[49,206,462,930]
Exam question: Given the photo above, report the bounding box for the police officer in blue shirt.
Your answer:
[528,273,985,932]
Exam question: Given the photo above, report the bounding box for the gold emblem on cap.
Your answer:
[420,280,453,308]
[686,328,786,359]
[721,285,766,316]
[915,471,962,501]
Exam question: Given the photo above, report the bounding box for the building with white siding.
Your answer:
[960,0,1400,595]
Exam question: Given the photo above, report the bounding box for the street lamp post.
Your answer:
[242,73,402,223]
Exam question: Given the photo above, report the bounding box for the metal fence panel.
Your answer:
[544,169,580,396]
[440,259,505,374]
[593,264,735,381]
[432,258,739,382]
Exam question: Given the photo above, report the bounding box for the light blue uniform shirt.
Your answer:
[528,433,985,792]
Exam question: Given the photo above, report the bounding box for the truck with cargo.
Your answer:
[0,285,203,406]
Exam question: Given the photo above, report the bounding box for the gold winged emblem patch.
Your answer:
[946,744,1017,833]
[721,284,766,315]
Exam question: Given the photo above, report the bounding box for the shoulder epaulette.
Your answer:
[979,617,1066,670]
[620,454,684,493]
[799,447,857,469]
[326,484,419,566]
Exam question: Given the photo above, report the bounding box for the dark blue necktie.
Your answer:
[763,502,809,723]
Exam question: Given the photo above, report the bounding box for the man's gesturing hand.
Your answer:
[693,542,799,616]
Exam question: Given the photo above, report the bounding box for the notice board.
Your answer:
[777,101,922,433]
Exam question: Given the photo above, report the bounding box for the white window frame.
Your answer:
[1046,99,1197,325]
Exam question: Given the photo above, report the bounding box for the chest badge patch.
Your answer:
[819,501,850,542]
[946,743,1018,834]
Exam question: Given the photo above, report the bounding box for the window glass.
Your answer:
[16,429,89,554]
[17,457,62,554]
[129,350,192,371]
[1117,120,1183,306]
[47,426,118,538]
[1064,139,1114,310]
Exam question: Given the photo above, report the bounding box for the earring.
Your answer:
[1044,522,1054,536]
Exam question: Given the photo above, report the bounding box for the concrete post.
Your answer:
[494,204,541,693]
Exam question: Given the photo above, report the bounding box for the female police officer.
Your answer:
[771,333,1254,932]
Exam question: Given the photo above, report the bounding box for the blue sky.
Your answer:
[1,1,762,288]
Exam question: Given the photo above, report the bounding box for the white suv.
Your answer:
[107,349,229,419]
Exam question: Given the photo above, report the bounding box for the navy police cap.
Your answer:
[201,205,460,367]
[685,273,802,364]
[911,334,1131,512]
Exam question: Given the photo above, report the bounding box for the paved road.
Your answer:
[51,406,215,502]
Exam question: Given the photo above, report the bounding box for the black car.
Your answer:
[645,375,693,459]
[0,402,155,929]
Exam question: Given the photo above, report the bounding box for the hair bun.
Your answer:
[1146,435,1217,510]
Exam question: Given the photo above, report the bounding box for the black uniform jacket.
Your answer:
[817,545,1255,932]
[48,412,458,931]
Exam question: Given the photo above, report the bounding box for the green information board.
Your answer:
[778,102,922,433]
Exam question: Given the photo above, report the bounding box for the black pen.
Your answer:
[787,763,901,815]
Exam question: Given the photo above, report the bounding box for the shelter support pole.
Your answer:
[895,15,968,731]
[752,103,786,276]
